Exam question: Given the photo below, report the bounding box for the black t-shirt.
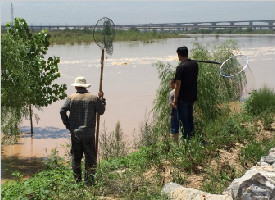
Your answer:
[175,59,198,102]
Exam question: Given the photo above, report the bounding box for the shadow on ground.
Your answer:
[1,156,45,183]
[20,126,70,139]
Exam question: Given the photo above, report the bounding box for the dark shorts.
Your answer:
[170,108,179,134]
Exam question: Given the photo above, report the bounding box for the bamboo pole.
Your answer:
[95,49,104,163]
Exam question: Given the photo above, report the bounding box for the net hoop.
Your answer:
[93,17,115,55]
[219,55,249,78]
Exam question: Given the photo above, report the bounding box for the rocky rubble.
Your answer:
[162,148,275,200]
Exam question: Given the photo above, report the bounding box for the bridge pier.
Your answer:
[269,22,274,30]
[211,22,216,30]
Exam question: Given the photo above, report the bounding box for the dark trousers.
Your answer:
[177,101,194,140]
[71,133,96,184]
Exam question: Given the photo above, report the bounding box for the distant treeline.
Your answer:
[46,28,189,44]
[2,27,274,45]
[46,28,275,45]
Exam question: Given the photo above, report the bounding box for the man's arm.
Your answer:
[60,99,71,130]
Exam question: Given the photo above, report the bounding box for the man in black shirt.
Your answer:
[173,46,198,140]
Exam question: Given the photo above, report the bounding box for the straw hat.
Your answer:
[71,76,91,88]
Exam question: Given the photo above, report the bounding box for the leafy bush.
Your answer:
[244,87,275,116]
[1,152,96,200]
[260,111,275,130]
[202,163,238,194]
[170,135,207,172]
[239,138,275,168]
[100,121,127,160]
[243,87,275,130]
[206,114,254,150]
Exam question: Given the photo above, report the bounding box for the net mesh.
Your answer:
[93,17,115,55]
[219,55,248,78]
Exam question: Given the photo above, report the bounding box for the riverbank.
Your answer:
[47,29,189,44]
[1,131,70,184]
[2,28,273,45]
[2,110,275,199]
[48,30,275,44]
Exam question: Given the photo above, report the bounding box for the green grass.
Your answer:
[239,138,275,168]
[244,87,275,116]
[243,88,275,130]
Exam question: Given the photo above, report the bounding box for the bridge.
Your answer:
[2,20,275,32]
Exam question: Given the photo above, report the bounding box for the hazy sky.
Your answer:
[1,1,275,25]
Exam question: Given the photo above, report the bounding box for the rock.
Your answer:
[257,162,270,166]
[261,155,275,165]
[162,148,275,200]
[162,182,233,200]
[226,168,275,200]
[225,148,275,200]
[162,182,184,199]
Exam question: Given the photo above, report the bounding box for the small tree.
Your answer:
[1,18,67,137]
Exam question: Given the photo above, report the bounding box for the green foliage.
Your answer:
[260,111,275,130]
[239,138,275,168]
[244,87,275,116]
[11,171,23,182]
[243,87,275,130]
[44,28,188,44]
[1,18,67,137]
[153,62,175,135]
[205,114,254,150]
[170,135,206,172]
[202,164,239,194]
[2,151,96,200]
[96,166,165,200]
[100,121,127,160]
[2,147,165,200]
[1,107,27,141]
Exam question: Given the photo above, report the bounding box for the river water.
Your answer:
[2,35,275,182]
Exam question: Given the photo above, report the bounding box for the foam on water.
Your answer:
[60,55,178,66]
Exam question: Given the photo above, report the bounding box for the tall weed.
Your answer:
[244,87,275,116]
[100,121,127,160]
[239,138,275,168]
[170,135,207,172]
[1,151,96,200]
[206,114,254,150]
[244,87,275,130]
